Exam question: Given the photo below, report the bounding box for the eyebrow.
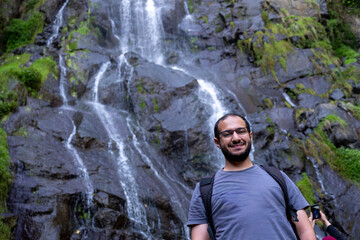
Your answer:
[220,127,247,133]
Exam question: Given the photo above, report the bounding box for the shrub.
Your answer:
[17,67,42,91]
[0,91,18,118]
[0,128,11,240]
[4,12,44,52]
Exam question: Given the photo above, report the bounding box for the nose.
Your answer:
[231,131,242,141]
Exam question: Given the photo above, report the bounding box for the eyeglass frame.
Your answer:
[219,127,249,138]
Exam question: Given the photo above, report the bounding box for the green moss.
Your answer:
[308,114,360,182]
[261,10,270,27]
[4,12,44,52]
[335,147,360,181]
[335,44,360,64]
[229,21,235,29]
[200,15,209,24]
[139,99,146,110]
[297,173,316,205]
[32,57,58,81]
[13,126,28,137]
[294,84,317,96]
[77,21,90,35]
[263,98,273,109]
[0,54,32,118]
[187,0,195,13]
[0,128,12,239]
[340,65,360,84]
[0,91,17,119]
[25,0,46,13]
[136,79,146,94]
[237,27,294,85]
[153,97,159,113]
[284,100,292,108]
[348,103,360,120]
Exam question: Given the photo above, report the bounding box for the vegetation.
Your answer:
[0,128,12,240]
[297,173,316,205]
[0,53,57,117]
[4,12,44,52]
[303,115,360,182]
[326,0,360,63]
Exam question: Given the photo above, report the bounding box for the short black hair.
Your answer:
[214,113,251,139]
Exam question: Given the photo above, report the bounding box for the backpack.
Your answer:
[199,165,299,240]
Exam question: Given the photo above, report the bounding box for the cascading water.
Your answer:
[46,0,241,238]
[113,0,231,236]
[119,0,164,64]
[126,116,192,237]
[46,0,69,47]
[283,92,296,108]
[47,1,96,228]
[88,61,152,237]
[58,52,94,223]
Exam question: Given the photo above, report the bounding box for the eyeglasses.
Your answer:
[219,127,248,138]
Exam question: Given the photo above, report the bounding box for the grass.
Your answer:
[297,172,316,205]
[0,128,11,240]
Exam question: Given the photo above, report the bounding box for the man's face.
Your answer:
[214,116,252,163]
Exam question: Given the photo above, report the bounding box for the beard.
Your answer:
[220,141,252,163]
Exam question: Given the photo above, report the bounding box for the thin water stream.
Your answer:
[47,0,69,47]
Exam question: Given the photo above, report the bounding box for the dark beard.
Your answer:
[220,142,251,163]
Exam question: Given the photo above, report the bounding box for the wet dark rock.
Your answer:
[2,0,360,239]
[352,83,360,94]
[330,89,345,100]
[286,75,331,95]
[94,208,121,229]
[321,118,358,148]
[298,94,326,109]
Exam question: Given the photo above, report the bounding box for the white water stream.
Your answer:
[89,61,151,237]
[58,56,94,212]
[47,0,69,47]
[42,0,336,238]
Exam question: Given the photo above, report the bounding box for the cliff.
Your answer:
[0,0,359,239]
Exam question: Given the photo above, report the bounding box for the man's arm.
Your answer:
[293,209,317,240]
[191,224,210,240]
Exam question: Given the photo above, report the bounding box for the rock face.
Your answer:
[1,0,360,239]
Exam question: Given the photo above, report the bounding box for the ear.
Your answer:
[249,131,253,141]
[214,137,220,149]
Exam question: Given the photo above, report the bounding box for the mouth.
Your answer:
[229,142,246,149]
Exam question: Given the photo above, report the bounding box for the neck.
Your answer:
[223,157,253,171]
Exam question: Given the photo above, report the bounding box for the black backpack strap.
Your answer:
[200,176,216,240]
[260,165,300,240]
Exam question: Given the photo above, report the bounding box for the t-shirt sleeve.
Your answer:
[187,183,208,226]
[281,171,309,210]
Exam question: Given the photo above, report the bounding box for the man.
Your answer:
[187,113,316,240]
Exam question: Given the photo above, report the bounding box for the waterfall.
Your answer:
[51,1,94,221]
[89,62,151,237]
[66,121,94,207]
[197,79,227,126]
[307,157,337,204]
[58,51,94,213]
[59,54,67,105]
[119,0,164,64]
[283,92,296,107]
[184,1,191,16]
[126,116,191,238]
[47,0,69,47]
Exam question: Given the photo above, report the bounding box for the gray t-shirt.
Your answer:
[187,165,309,239]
